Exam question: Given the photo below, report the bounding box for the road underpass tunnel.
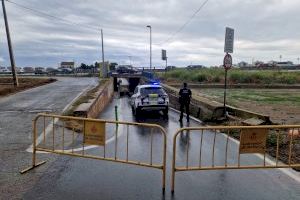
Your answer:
[113,77,140,94]
[128,78,140,93]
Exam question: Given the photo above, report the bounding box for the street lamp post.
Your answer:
[146,25,152,71]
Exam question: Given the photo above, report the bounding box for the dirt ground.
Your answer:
[190,88,300,125]
[234,101,300,124]
[0,77,56,96]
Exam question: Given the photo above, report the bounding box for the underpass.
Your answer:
[23,95,300,200]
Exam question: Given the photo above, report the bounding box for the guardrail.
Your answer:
[21,113,167,192]
[171,125,300,193]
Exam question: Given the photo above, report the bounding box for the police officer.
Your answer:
[179,82,192,122]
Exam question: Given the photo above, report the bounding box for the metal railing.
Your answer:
[21,113,167,192]
[171,125,300,193]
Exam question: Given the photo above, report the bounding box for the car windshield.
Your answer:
[140,87,166,96]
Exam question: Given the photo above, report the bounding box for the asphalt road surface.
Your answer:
[0,77,98,200]
[21,95,300,200]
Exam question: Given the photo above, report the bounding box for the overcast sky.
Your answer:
[1,0,300,68]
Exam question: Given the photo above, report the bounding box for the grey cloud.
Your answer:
[0,0,299,67]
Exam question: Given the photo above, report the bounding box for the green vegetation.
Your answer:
[159,68,300,84]
[199,89,300,107]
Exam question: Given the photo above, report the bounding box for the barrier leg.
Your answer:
[171,135,177,194]
[20,118,46,174]
[162,129,167,194]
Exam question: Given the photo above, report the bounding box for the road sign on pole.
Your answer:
[223,53,232,70]
[224,27,234,53]
[162,49,167,61]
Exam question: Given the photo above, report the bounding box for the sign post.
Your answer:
[223,27,234,117]
[162,49,167,70]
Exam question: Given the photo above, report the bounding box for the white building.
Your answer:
[60,62,75,69]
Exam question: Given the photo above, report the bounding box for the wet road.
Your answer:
[23,96,300,200]
[0,77,98,199]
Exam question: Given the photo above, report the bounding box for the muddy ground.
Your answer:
[0,77,56,96]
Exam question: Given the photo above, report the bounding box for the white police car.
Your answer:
[130,84,169,118]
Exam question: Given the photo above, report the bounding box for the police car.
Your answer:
[130,84,169,118]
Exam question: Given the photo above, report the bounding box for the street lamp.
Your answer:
[146,25,152,70]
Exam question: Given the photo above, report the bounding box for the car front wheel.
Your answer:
[163,107,168,118]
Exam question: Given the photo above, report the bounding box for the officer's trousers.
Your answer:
[180,103,190,121]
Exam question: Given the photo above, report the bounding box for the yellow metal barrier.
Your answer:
[21,113,167,192]
[171,125,300,193]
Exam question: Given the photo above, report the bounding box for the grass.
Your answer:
[198,88,300,107]
[158,68,300,84]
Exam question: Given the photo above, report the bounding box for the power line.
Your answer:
[6,0,100,32]
[158,0,209,46]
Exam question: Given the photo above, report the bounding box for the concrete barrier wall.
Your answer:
[161,83,223,121]
[161,83,271,123]
[87,79,114,118]
[74,78,114,118]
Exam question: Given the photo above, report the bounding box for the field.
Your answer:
[0,77,56,96]
[194,88,300,124]
[159,68,300,84]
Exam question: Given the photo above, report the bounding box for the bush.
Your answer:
[158,68,300,85]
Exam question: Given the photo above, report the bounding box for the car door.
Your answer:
[130,87,139,106]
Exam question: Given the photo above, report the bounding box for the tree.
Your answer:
[80,63,88,69]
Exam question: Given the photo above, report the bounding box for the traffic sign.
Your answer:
[162,49,167,60]
[224,27,234,53]
[84,121,106,146]
[239,129,268,154]
[223,53,232,70]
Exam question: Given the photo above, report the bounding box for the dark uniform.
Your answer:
[179,83,192,122]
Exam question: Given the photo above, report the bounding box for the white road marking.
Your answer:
[26,83,95,153]
[169,107,203,124]
[223,132,300,183]
[55,126,124,153]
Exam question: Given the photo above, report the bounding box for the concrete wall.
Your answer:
[161,83,224,121]
[87,79,114,118]
[74,78,114,118]
[161,83,271,123]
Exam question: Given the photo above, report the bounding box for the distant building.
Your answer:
[275,61,294,67]
[23,67,35,73]
[237,61,249,68]
[60,62,75,69]
[0,66,7,72]
[186,65,204,69]
[165,66,176,71]
[34,67,46,74]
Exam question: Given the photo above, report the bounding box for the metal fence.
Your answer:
[21,113,167,192]
[171,125,300,192]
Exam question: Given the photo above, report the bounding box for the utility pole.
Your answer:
[2,0,18,86]
[146,25,152,71]
[128,56,132,66]
[101,29,105,78]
